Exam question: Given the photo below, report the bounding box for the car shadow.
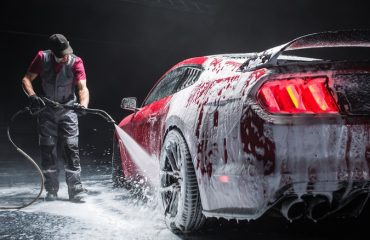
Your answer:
[179,205,370,240]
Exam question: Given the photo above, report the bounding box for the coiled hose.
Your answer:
[1,107,45,210]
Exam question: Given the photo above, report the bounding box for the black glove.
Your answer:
[29,94,46,112]
[73,103,87,116]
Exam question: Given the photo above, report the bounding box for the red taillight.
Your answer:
[257,77,338,114]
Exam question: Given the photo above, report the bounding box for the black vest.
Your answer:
[40,50,77,103]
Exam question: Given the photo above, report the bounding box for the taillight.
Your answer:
[257,77,338,114]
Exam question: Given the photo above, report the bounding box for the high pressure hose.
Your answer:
[1,107,45,210]
[0,98,115,210]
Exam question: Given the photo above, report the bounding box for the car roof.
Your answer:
[174,30,370,72]
[171,53,258,70]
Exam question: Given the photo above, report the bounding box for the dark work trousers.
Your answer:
[38,106,83,197]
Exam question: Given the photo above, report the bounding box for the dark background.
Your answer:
[1,0,370,160]
[1,0,370,124]
[1,1,370,237]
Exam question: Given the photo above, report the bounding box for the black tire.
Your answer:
[160,129,205,233]
[112,137,126,188]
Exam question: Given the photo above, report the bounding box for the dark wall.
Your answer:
[1,0,369,124]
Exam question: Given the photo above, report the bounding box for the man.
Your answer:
[22,33,90,202]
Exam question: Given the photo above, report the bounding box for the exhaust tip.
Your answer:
[281,197,305,221]
[307,196,331,221]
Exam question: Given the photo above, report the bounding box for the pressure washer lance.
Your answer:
[1,97,115,210]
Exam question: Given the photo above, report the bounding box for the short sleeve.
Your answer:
[72,57,86,82]
[27,51,43,74]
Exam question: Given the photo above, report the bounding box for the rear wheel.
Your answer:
[160,129,205,233]
[112,137,126,188]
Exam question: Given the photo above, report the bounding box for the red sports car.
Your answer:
[112,30,370,233]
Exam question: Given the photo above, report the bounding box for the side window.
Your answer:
[143,68,186,105]
[175,67,203,91]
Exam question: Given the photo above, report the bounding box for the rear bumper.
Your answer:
[271,118,370,194]
[200,113,370,220]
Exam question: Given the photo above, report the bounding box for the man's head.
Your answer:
[48,33,73,63]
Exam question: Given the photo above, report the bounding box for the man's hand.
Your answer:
[29,94,46,111]
[73,103,87,116]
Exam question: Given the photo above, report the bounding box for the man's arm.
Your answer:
[22,72,38,96]
[76,79,89,108]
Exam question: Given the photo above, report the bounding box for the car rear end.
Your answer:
[247,61,370,221]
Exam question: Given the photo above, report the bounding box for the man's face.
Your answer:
[54,54,69,64]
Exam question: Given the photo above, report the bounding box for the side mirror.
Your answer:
[121,97,139,111]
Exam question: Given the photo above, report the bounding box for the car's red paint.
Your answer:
[170,56,208,70]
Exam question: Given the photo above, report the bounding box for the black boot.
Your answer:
[69,187,88,203]
[45,192,58,201]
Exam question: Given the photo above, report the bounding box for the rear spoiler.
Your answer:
[239,30,370,71]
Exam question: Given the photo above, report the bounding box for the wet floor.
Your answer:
[1,123,370,239]
[2,171,370,240]
[0,179,172,239]
[0,127,176,240]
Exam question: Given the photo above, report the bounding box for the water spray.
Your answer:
[114,127,159,188]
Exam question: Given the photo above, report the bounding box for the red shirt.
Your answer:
[28,51,86,83]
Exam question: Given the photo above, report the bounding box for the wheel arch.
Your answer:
[163,116,206,211]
